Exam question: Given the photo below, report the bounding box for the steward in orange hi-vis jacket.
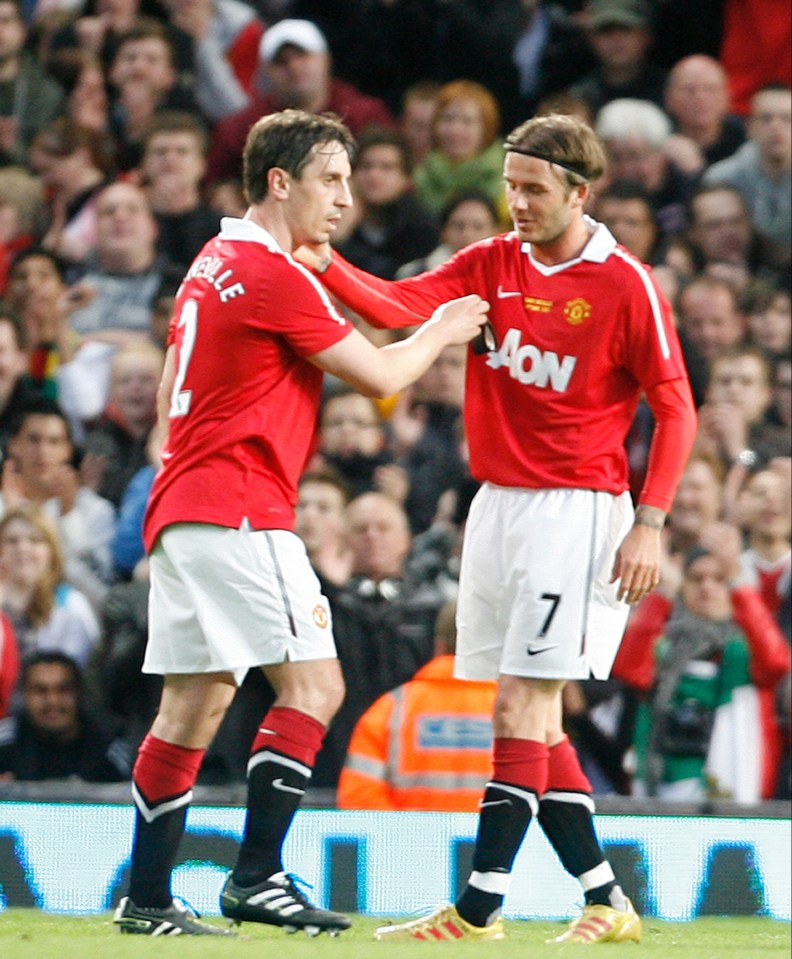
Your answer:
[337,655,497,811]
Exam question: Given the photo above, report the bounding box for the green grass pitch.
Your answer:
[0,911,790,958]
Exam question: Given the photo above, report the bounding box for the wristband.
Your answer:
[634,505,666,530]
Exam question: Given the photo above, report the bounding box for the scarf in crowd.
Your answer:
[413,140,508,222]
[645,604,735,796]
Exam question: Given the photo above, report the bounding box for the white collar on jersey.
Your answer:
[521,215,617,275]
[218,216,282,253]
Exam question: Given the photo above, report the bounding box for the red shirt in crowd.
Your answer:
[207,78,396,184]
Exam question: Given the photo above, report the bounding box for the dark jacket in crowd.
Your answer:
[0,711,131,782]
[337,193,439,280]
[311,572,445,788]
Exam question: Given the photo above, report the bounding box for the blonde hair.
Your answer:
[110,339,165,384]
[433,80,502,150]
[0,505,64,627]
[0,167,45,238]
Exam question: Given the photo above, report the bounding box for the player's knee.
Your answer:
[277,672,345,725]
[493,678,563,738]
[493,698,531,738]
[321,670,346,720]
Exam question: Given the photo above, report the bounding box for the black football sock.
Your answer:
[233,707,325,886]
[128,805,190,908]
[540,736,627,909]
[456,738,549,927]
[127,735,205,908]
[455,782,537,927]
[538,794,625,908]
[233,752,312,885]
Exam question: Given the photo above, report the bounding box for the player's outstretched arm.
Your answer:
[309,295,489,398]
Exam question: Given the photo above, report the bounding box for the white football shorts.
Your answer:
[144,521,337,683]
[455,484,634,682]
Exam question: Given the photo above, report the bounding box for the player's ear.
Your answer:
[572,182,589,209]
[269,167,291,199]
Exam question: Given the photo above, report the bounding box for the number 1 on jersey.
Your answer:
[169,299,198,418]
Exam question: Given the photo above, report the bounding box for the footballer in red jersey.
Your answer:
[300,113,697,945]
[115,109,488,938]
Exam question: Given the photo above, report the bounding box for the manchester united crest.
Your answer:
[564,297,591,325]
[312,604,329,628]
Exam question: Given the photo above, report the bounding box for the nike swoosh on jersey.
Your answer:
[526,645,558,656]
[272,778,305,796]
[496,285,522,298]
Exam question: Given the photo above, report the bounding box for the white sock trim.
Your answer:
[468,870,511,896]
[132,782,192,823]
[541,789,596,813]
[578,861,615,891]
[247,749,311,779]
[486,781,539,816]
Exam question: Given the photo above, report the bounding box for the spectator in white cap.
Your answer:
[259,17,327,65]
[207,18,395,184]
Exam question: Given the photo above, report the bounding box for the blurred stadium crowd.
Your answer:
[0,0,788,807]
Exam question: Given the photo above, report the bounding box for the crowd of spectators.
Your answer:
[0,0,788,805]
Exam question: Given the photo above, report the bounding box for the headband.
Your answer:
[503,144,590,180]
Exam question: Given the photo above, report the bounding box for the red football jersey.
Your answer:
[322,221,689,497]
[144,218,351,552]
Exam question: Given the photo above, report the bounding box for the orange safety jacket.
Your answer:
[336,656,497,811]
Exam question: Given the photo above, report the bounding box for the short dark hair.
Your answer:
[708,344,773,385]
[142,110,210,156]
[753,81,792,98]
[243,109,354,204]
[9,398,72,443]
[10,246,67,283]
[687,181,749,223]
[319,383,380,424]
[683,545,712,573]
[597,179,654,207]
[440,189,499,229]
[354,126,413,175]
[298,468,351,504]
[22,651,82,691]
[738,278,789,316]
[114,18,174,65]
